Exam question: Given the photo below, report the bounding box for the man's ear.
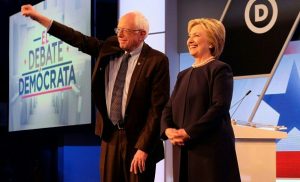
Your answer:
[141,30,146,35]
[140,30,146,38]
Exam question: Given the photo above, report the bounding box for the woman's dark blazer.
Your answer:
[161,60,240,182]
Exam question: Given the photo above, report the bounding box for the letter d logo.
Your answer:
[245,0,278,34]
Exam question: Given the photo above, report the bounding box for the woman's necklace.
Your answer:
[192,56,215,68]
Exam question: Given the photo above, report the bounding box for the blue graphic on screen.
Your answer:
[263,63,300,133]
[9,0,91,131]
[236,41,300,151]
[258,42,300,151]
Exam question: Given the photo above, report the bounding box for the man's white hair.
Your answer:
[121,11,149,37]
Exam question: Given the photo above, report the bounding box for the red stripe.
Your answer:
[284,41,300,55]
[277,151,300,178]
[22,86,72,99]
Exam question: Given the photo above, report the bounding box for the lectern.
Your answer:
[233,124,287,182]
[163,124,287,182]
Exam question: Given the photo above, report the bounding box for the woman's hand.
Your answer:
[165,128,190,146]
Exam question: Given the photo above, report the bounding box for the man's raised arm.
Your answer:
[21,4,52,28]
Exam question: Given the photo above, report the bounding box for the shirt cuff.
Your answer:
[46,19,53,31]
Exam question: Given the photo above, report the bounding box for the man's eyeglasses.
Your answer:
[114,28,142,34]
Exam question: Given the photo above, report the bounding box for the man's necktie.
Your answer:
[110,53,131,125]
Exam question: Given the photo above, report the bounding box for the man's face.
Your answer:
[116,14,145,52]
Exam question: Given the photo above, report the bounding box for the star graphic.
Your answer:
[263,62,300,133]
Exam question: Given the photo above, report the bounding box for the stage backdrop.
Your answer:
[9,0,91,131]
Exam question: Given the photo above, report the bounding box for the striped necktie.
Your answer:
[110,53,131,125]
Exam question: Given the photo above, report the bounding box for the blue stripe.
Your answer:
[22,69,39,76]
[42,61,72,71]
[33,37,41,42]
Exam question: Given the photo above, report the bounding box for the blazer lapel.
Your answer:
[125,43,149,108]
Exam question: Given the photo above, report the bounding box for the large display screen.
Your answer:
[9,0,91,131]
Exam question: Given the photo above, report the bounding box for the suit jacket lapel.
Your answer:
[91,36,123,118]
[125,43,149,108]
[92,36,123,81]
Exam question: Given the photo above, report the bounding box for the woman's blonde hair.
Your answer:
[188,18,225,58]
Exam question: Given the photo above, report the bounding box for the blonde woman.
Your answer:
[161,18,241,182]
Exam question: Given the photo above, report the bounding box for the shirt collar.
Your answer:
[125,42,144,57]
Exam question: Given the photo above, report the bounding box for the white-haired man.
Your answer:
[22,5,170,182]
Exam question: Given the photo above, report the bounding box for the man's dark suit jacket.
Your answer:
[48,21,170,163]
